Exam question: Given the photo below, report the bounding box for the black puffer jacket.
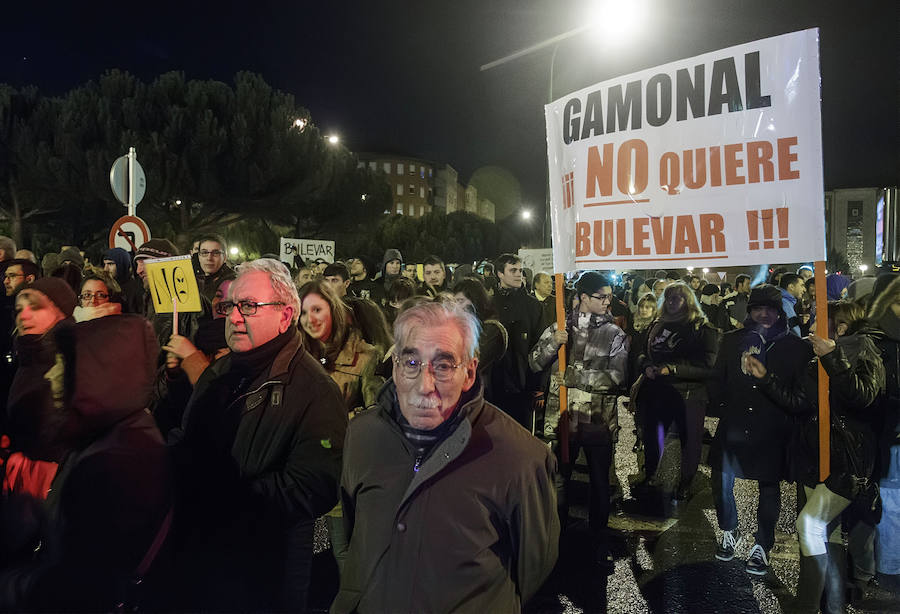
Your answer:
[760,327,885,498]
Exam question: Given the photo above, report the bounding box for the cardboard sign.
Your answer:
[144,255,203,314]
[545,29,825,272]
[518,248,555,274]
[280,238,335,266]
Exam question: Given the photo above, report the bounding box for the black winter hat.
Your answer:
[747,284,782,311]
[700,283,720,296]
[25,277,77,317]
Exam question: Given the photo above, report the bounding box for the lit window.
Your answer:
[409,165,416,176]
[396,202,403,214]
[368,161,376,171]
[397,163,404,174]
[419,186,425,198]
[419,205,424,216]
[408,184,415,196]
[397,184,403,196]
[428,168,433,178]
[357,161,364,169]
[384,162,391,174]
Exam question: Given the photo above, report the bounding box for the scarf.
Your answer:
[228,328,295,395]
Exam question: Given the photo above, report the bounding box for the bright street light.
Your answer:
[521,209,532,220]
[229,247,239,256]
[293,118,307,130]
[686,266,694,272]
[859,264,869,272]
[327,134,340,145]
[702,268,710,274]
[587,0,648,45]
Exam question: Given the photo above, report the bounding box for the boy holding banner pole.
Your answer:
[530,271,627,571]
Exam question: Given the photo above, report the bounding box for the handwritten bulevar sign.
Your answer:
[545,28,825,272]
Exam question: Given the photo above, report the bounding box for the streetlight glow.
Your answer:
[589,0,647,45]
[229,247,239,256]
[521,209,532,220]
[327,134,340,145]
[686,267,694,272]
[293,118,307,130]
[859,264,868,272]
[702,268,710,274]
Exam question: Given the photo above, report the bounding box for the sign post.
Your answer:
[554,273,569,464]
[109,147,146,218]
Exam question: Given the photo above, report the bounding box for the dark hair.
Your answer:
[323,262,350,281]
[452,278,495,320]
[5,258,39,279]
[51,262,83,294]
[735,274,750,287]
[779,273,801,290]
[387,277,417,303]
[196,234,228,254]
[422,255,444,268]
[80,270,123,304]
[493,253,521,275]
[346,297,392,351]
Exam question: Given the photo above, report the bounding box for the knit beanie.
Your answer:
[59,247,85,269]
[575,271,611,297]
[134,239,179,261]
[25,277,77,318]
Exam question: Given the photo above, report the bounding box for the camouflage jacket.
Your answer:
[530,312,627,441]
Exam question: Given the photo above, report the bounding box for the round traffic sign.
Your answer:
[109,155,147,207]
[108,215,151,252]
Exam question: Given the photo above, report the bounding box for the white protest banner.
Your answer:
[280,237,335,266]
[545,28,825,272]
[518,248,554,274]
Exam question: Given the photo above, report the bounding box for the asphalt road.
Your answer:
[527,404,900,614]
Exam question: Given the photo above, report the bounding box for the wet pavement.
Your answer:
[527,403,900,614]
[309,401,900,613]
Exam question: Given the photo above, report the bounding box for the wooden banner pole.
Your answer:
[554,273,569,464]
[814,260,830,481]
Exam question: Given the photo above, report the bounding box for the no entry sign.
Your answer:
[545,28,826,272]
[108,215,151,252]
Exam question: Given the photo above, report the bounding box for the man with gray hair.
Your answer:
[174,258,347,612]
[333,301,559,613]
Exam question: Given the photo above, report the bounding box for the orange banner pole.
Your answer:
[814,261,830,481]
[554,273,569,464]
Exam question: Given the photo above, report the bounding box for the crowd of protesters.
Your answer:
[0,233,898,613]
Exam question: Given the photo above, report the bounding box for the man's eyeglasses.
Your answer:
[199,250,224,258]
[216,300,285,316]
[394,356,463,382]
[79,291,109,302]
[590,293,611,302]
[3,273,24,281]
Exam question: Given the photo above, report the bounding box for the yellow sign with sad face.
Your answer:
[144,255,203,313]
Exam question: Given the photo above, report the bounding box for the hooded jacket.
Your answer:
[0,315,171,612]
[103,247,143,314]
[332,378,559,613]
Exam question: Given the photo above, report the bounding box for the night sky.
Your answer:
[2,0,897,219]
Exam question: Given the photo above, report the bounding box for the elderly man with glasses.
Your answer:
[173,258,347,613]
[332,300,559,614]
